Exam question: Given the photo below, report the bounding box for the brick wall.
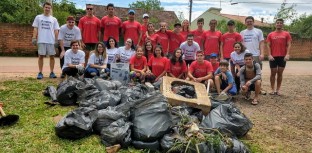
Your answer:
[0,23,311,60]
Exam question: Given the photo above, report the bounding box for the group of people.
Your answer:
[32,2,292,105]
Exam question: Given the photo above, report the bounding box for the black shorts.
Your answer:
[185,60,194,66]
[85,43,97,51]
[269,56,286,68]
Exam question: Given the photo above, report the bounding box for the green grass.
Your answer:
[0,78,261,153]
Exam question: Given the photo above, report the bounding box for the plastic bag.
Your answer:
[132,140,160,151]
[56,77,82,106]
[43,86,57,102]
[172,85,197,98]
[201,103,253,138]
[55,107,98,140]
[79,90,121,110]
[209,93,233,110]
[94,79,117,91]
[132,92,173,142]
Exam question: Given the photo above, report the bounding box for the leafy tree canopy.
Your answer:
[129,0,164,12]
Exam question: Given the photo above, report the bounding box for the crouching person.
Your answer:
[188,50,214,89]
[85,42,108,78]
[129,46,148,83]
[214,60,237,95]
[62,40,85,77]
[239,53,262,105]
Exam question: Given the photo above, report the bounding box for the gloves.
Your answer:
[100,69,105,74]
[75,65,85,75]
[54,41,59,48]
[32,38,37,46]
[220,91,226,95]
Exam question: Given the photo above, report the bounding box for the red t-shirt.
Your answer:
[211,62,220,73]
[266,31,292,57]
[189,60,213,78]
[142,33,160,48]
[148,56,169,77]
[168,60,187,78]
[191,29,205,46]
[100,16,122,42]
[129,55,147,70]
[78,16,101,43]
[180,31,189,41]
[141,23,148,35]
[155,31,169,53]
[221,32,242,58]
[122,21,142,45]
[167,30,184,53]
[202,30,222,55]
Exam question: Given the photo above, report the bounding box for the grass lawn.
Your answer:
[0,78,261,153]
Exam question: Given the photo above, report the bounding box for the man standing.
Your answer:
[58,16,82,78]
[240,16,265,68]
[191,18,205,48]
[266,18,292,96]
[202,19,222,60]
[180,34,200,66]
[101,3,122,44]
[156,22,170,55]
[78,4,101,65]
[220,20,242,61]
[141,13,149,35]
[121,9,142,46]
[167,23,184,57]
[32,2,59,79]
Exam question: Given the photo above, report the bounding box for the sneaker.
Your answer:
[37,72,43,79]
[90,72,97,76]
[60,73,65,78]
[49,72,57,78]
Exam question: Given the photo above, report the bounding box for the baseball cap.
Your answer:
[210,53,218,58]
[66,16,75,21]
[174,22,182,27]
[227,20,235,26]
[143,13,149,18]
[128,9,135,14]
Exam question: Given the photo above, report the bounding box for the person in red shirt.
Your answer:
[220,20,242,61]
[129,46,148,83]
[144,41,154,61]
[191,18,205,48]
[188,50,214,88]
[181,19,190,41]
[78,4,101,65]
[141,13,149,36]
[202,19,222,60]
[167,22,184,57]
[100,3,122,44]
[155,22,169,55]
[168,48,187,79]
[210,53,220,73]
[121,9,142,46]
[146,45,169,83]
[266,18,292,96]
[142,23,160,48]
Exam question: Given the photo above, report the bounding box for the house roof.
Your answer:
[220,13,270,27]
[89,4,179,27]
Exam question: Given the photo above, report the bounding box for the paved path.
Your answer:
[0,57,311,79]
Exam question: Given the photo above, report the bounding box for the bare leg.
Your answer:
[276,67,285,93]
[49,55,55,72]
[270,68,277,92]
[84,50,90,67]
[214,76,221,94]
[254,80,261,100]
[38,55,45,72]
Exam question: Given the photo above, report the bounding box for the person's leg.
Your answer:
[214,76,222,94]
[85,67,98,78]
[253,80,261,104]
[49,55,55,73]
[63,67,78,77]
[269,59,278,94]
[38,55,44,73]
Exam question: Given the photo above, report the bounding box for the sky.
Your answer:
[70,0,312,23]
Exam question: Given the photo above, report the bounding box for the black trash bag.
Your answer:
[43,86,57,101]
[170,106,191,125]
[56,77,82,106]
[185,142,212,153]
[172,85,197,98]
[93,106,127,134]
[160,134,176,151]
[100,118,132,147]
[132,140,160,151]
[79,90,121,110]
[94,78,117,91]
[132,92,173,142]
[231,137,250,153]
[111,80,122,89]
[55,107,98,140]
[210,93,233,110]
[201,103,253,138]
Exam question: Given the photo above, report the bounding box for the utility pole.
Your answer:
[189,0,193,23]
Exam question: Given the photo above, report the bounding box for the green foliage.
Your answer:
[274,2,297,23]
[216,19,246,34]
[129,0,164,12]
[289,13,312,38]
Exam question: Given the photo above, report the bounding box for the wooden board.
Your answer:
[160,76,211,115]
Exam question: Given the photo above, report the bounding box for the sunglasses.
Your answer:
[86,8,93,10]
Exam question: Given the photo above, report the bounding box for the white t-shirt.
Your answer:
[230,50,250,66]
[88,53,108,66]
[240,28,264,56]
[62,49,85,70]
[180,41,200,60]
[58,24,82,47]
[117,46,135,63]
[106,48,119,64]
[32,14,60,44]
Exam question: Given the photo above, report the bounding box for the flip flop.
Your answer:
[269,91,276,95]
[251,99,259,105]
[244,92,251,100]
[276,91,282,96]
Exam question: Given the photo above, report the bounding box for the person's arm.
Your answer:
[197,71,213,82]
[259,40,265,60]
[239,66,246,87]
[284,35,292,61]
[32,27,38,45]
[223,83,233,93]
[137,24,143,46]
[220,42,224,60]
[54,30,59,44]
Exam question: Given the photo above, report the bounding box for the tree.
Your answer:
[129,0,164,12]
[177,11,185,22]
[289,14,312,38]
[274,1,297,23]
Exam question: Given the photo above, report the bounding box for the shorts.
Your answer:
[269,56,286,68]
[248,83,255,91]
[38,43,55,55]
[85,43,97,51]
[253,56,263,69]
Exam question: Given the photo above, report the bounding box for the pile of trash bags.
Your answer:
[44,77,253,152]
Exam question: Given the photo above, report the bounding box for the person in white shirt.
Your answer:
[58,16,82,78]
[85,42,108,78]
[180,34,200,66]
[105,37,119,67]
[62,40,85,77]
[32,2,60,79]
[116,38,135,63]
